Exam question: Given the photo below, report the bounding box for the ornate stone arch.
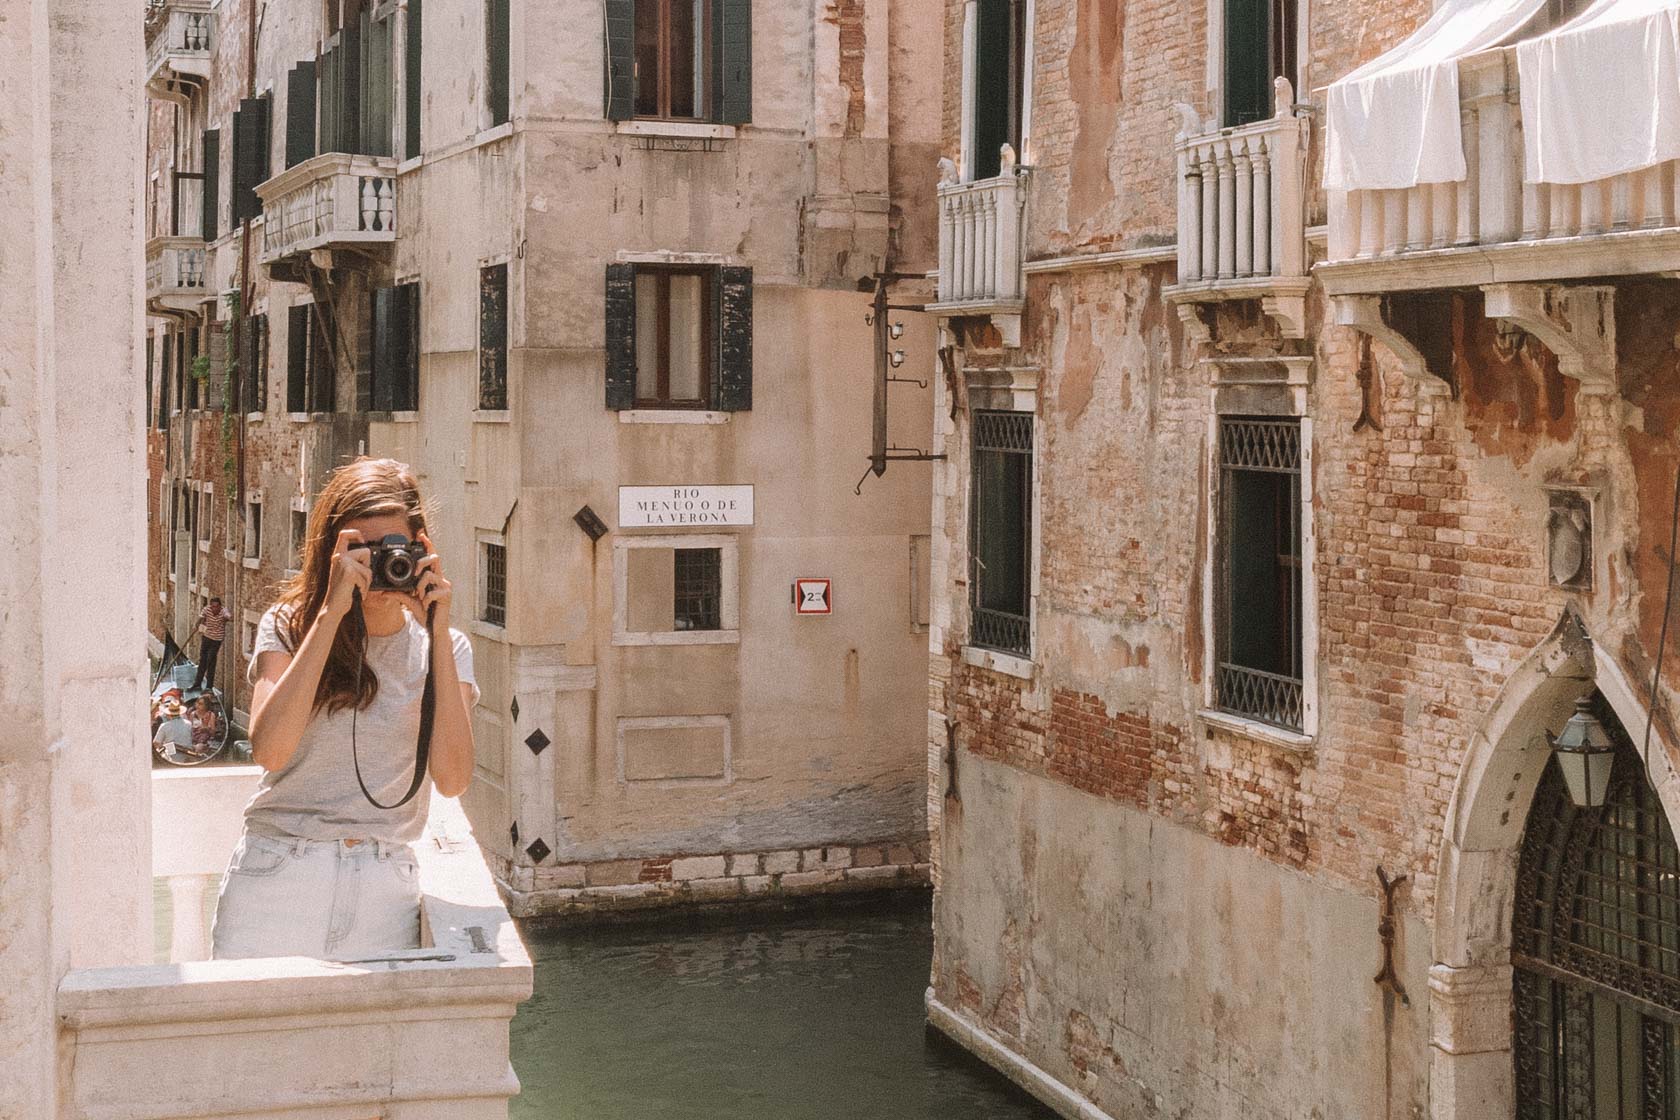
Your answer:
[1430,611,1680,1118]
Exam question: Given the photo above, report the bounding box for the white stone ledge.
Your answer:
[927,994,1118,1120]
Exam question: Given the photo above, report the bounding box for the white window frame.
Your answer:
[1205,0,1308,127]
[241,609,261,659]
[612,533,741,647]
[474,529,509,638]
[1198,411,1318,747]
[960,409,1042,682]
[243,491,263,568]
[286,495,309,579]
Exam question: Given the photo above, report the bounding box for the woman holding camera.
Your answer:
[211,458,478,960]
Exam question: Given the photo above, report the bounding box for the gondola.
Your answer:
[150,631,232,766]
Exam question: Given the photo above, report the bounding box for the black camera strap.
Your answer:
[349,591,436,811]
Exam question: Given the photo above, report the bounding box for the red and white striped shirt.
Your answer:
[199,603,231,641]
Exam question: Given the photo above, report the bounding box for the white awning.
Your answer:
[1518,0,1680,184]
[1324,0,1548,191]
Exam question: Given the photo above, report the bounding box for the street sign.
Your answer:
[793,578,832,616]
[618,485,754,528]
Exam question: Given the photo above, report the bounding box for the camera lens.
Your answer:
[384,552,415,586]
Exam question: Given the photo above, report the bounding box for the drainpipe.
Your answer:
[228,0,258,708]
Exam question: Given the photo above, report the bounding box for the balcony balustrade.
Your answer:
[931,165,1030,346]
[1319,47,1678,393]
[144,1,214,101]
[1166,79,1311,339]
[145,235,208,313]
[58,769,531,1120]
[256,152,398,269]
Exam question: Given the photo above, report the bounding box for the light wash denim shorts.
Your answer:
[210,830,421,960]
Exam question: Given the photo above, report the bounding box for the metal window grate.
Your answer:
[1215,663,1303,731]
[973,409,1034,454]
[969,410,1033,658]
[481,542,507,627]
[674,547,722,631]
[1220,417,1301,473]
[1515,694,1680,1118]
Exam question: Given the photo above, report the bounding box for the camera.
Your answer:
[364,534,427,592]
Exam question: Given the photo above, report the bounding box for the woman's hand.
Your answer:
[322,529,372,623]
[407,531,453,634]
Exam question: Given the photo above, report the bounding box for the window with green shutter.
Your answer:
[287,305,309,414]
[285,62,317,168]
[603,0,748,124]
[405,0,423,159]
[359,8,394,157]
[486,0,510,126]
[372,282,420,413]
[479,264,508,410]
[604,263,751,411]
[200,129,219,240]
[230,97,271,225]
[1223,0,1297,127]
[241,313,268,415]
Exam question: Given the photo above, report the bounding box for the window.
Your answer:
[183,327,201,411]
[605,0,750,124]
[289,508,309,572]
[287,303,333,413]
[316,9,396,157]
[200,128,219,240]
[197,483,213,552]
[605,263,752,411]
[243,493,263,563]
[371,281,420,411]
[673,547,721,631]
[479,263,508,410]
[405,0,423,158]
[241,612,260,659]
[229,95,271,225]
[969,0,1028,180]
[479,540,507,627]
[635,267,711,407]
[241,311,268,413]
[225,494,238,557]
[613,535,740,645]
[486,0,509,126]
[1215,417,1302,730]
[158,333,173,426]
[1223,0,1297,127]
[969,410,1033,657]
[285,60,317,169]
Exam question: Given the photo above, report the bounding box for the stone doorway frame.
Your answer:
[1431,612,1680,1118]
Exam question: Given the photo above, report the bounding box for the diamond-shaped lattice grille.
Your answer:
[525,838,551,864]
[1220,418,1301,474]
[973,410,1033,454]
[525,728,551,755]
[1215,663,1304,732]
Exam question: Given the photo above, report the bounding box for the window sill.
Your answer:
[616,120,736,141]
[960,645,1034,680]
[618,409,731,425]
[197,542,210,553]
[223,549,237,561]
[475,122,515,147]
[366,410,420,423]
[287,412,332,423]
[283,569,300,580]
[244,411,263,423]
[473,410,512,424]
[470,619,508,641]
[613,629,741,648]
[1196,709,1315,754]
[242,557,261,570]
[397,155,423,176]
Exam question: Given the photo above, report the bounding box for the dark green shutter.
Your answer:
[714,266,752,411]
[479,264,508,410]
[286,62,317,168]
[713,0,752,125]
[201,129,219,240]
[405,0,423,159]
[206,325,227,411]
[309,305,336,413]
[372,285,397,412]
[604,263,636,409]
[972,0,1011,179]
[399,282,420,411]
[231,97,271,223]
[287,305,309,413]
[360,11,393,157]
[604,0,634,121]
[318,43,342,152]
[487,0,510,126]
[243,312,268,414]
[160,334,173,425]
[1223,0,1271,126]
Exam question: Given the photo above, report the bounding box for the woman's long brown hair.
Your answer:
[273,457,431,714]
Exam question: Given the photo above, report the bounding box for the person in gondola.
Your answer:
[189,694,220,755]
[153,699,192,760]
[189,596,232,693]
[210,458,478,960]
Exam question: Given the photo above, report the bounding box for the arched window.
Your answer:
[1514,692,1680,1118]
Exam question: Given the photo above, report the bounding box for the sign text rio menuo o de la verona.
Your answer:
[618,485,755,528]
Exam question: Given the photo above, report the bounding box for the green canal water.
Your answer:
[510,900,1058,1120]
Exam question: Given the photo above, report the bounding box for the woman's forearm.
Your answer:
[248,607,345,771]
[427,638,475,798]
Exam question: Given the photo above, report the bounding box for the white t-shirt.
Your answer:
[243,605,479,843]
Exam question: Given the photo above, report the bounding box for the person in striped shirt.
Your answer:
[190,596,232,692]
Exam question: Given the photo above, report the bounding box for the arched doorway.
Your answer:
[1513,692,1680,1118]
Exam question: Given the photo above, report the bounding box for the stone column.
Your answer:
[1429,962,1515,1120]
[0,0,147,1113]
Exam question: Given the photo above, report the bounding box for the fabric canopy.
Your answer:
[1518,0,1680,184]
[1324,0,1548,191]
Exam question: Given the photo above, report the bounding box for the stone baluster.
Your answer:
[1252,134,1272,277]
[1358,190,1381,259]
[1216,140,1236,279]
[1549,183,1577,238]
[1639,165,1667,228]
[978,188,997,301]
[1233,138,1254,277]
[1198,146,1218,280]
[937,191,955,303]
[1457,105,1479,246]
[1580,179,1605,234]
[1406,185,1429,251]
[1179,144,1202,283]
[1431,182,1456,248]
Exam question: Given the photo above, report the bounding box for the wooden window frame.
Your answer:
[633,265,714,410]
[634,0,713,122]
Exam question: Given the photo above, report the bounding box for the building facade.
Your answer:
[927,0,1680,1117]
[144,0,943,916]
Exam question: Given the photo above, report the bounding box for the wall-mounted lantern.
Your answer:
[1547,696,1615,808]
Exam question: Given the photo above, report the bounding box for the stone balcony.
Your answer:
[1165,79,1312,341]
[57,769,532,1120]
[1319,47,1680,391]
[145,234,208,314]
[256,152,398,273]
[143,0,213,102]
[930,166,1030,347]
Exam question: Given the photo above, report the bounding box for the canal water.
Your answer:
[510,900,1057,1120]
